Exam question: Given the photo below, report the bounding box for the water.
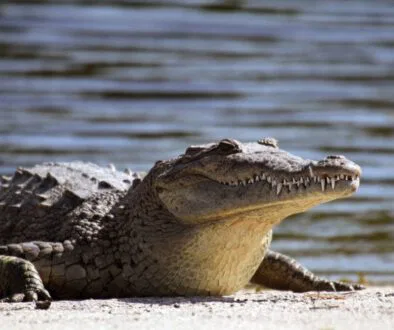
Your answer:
[1,0,393,284]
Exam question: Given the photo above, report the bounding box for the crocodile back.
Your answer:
[0,162,139,244]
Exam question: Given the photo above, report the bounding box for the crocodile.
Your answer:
[0,138,363,308]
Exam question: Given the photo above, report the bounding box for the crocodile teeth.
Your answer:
[36,193,49,201]
[321,180,326,191]
[276,183,282,195]
[217,170,358,193]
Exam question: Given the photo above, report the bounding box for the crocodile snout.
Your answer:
[313,155,362,178]
[320,155,348,166]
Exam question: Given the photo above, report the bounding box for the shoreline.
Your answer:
[1,287,393,330]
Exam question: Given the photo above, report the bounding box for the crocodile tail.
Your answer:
[0,241,74,261]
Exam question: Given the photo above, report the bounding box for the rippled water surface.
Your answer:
[1,0,394,284]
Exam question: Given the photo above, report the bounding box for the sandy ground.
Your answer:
[0,287,393,330]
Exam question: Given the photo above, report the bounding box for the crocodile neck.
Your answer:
[113,173,274,296]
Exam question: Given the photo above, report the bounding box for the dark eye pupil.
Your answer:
[217,139,240,154]
[219,142,234,150]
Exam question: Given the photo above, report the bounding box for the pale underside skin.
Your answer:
[0,138,362,308]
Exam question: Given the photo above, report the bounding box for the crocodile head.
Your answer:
[153,138,361,226]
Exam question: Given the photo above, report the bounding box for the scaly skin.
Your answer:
[0,138,363,308]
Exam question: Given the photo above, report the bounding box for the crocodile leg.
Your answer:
[251,250,364,292]
[0,241,73,308]
[0,255,51,307]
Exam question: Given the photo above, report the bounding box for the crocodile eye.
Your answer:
[217,139,241,154]
[180,139,240,164]
[258,137,279,148]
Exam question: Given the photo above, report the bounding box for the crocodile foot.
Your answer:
[0,255,52,309]
[1,288,51,302]
[1,288,51,309]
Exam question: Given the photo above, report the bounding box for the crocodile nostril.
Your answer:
[326,155,345,160]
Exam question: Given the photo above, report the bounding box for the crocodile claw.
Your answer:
[331,281,365,291]
[1,288,52,309]
[316,280,365,292]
